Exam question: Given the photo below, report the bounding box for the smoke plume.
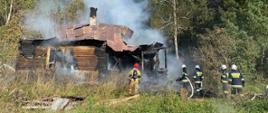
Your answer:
[81,0,185,91]
[23,0,185,90]
[23,0,63,38]
[82,0,165,45]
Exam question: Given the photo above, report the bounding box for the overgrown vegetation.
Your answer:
[149,0,268,93]
[0,70,267,113]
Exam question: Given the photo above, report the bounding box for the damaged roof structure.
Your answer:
[57,23,136,52]
[16,7,166,82]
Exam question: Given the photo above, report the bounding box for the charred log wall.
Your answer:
[95,47,108,76]
[72,46,97,71]
[16,44,109,81]
[16,45,47,70]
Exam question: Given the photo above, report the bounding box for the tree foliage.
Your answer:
[0,0,85,64]
[149,0,268,93]
[0,0,35,64]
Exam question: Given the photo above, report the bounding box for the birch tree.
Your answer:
[173,0,179,59]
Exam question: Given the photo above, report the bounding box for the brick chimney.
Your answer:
[90,7,97,25]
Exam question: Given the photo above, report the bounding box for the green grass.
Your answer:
[0,71,268,113]
[71,93,215,113]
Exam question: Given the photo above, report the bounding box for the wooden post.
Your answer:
[164,49,167,69]
[46,47,51,69]
[141,51,144,71]
[61,47,66,68]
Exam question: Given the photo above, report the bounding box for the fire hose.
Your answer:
[185,76,194,99]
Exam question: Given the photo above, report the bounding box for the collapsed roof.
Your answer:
[56,23,137,52]
[20,7,165,54]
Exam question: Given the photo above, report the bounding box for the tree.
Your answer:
[149,0,194,55]
[195,28,235,94]
[0,0,13,26]
[0,0,35,63]
[173,0,179,59]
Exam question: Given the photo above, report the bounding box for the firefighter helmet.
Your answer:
[133,63,139,69]
[195,65,200,69]
[231,64,238,70]
[221,64,227,70]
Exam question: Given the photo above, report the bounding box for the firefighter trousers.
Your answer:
[222,83,229,95]
[231,87,242,95]
[195,82,202,92]
[128,79,140,95]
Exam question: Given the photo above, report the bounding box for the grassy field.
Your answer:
[0,69,267,113]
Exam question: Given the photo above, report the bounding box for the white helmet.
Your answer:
[231,64,238,70]
[195,65,200,69]
[221,64,227,70]
[182,64,186,68]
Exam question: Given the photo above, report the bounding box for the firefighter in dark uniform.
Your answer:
[193,65,204,96]
[229,64,245,95]
[220,64,229,97]
[176,64,190,99]
[176,64,189,88]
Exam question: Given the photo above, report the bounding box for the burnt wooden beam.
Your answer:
[164,48,167,69]
[141,51,144,71]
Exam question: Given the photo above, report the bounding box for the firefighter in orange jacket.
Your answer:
[128,63,142,95]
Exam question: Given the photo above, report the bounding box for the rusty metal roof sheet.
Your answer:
[57,23,137,52]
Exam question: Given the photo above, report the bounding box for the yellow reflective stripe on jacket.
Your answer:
[196,72,203,76]
[231,85,242,88]
[222,80,228,83]
[231,73,240,78]
[226,73,229,78]
[195,81,202,83]
[182,79,189,82]
[128,69,141,76]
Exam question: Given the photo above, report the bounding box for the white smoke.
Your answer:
[23,0,185,90]
[82,0,184,90]
[23,0,88,82]
[82,0,165,45]
[23,0,73,38]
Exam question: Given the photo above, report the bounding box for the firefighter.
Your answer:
[128,63,142,95]
[176,64,190,99]
[176,64,189,88]
[193,65,204,96]
[220,64,229,97]
[229,64,245,95]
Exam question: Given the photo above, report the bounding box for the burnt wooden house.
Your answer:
[16,7,166,81]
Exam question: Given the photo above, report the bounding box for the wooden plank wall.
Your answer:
[95,48,108,75]
[16,46,47,70]
[16,45,108,82]
[72,46,97,71]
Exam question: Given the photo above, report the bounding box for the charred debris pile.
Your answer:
[16,7,167,82]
